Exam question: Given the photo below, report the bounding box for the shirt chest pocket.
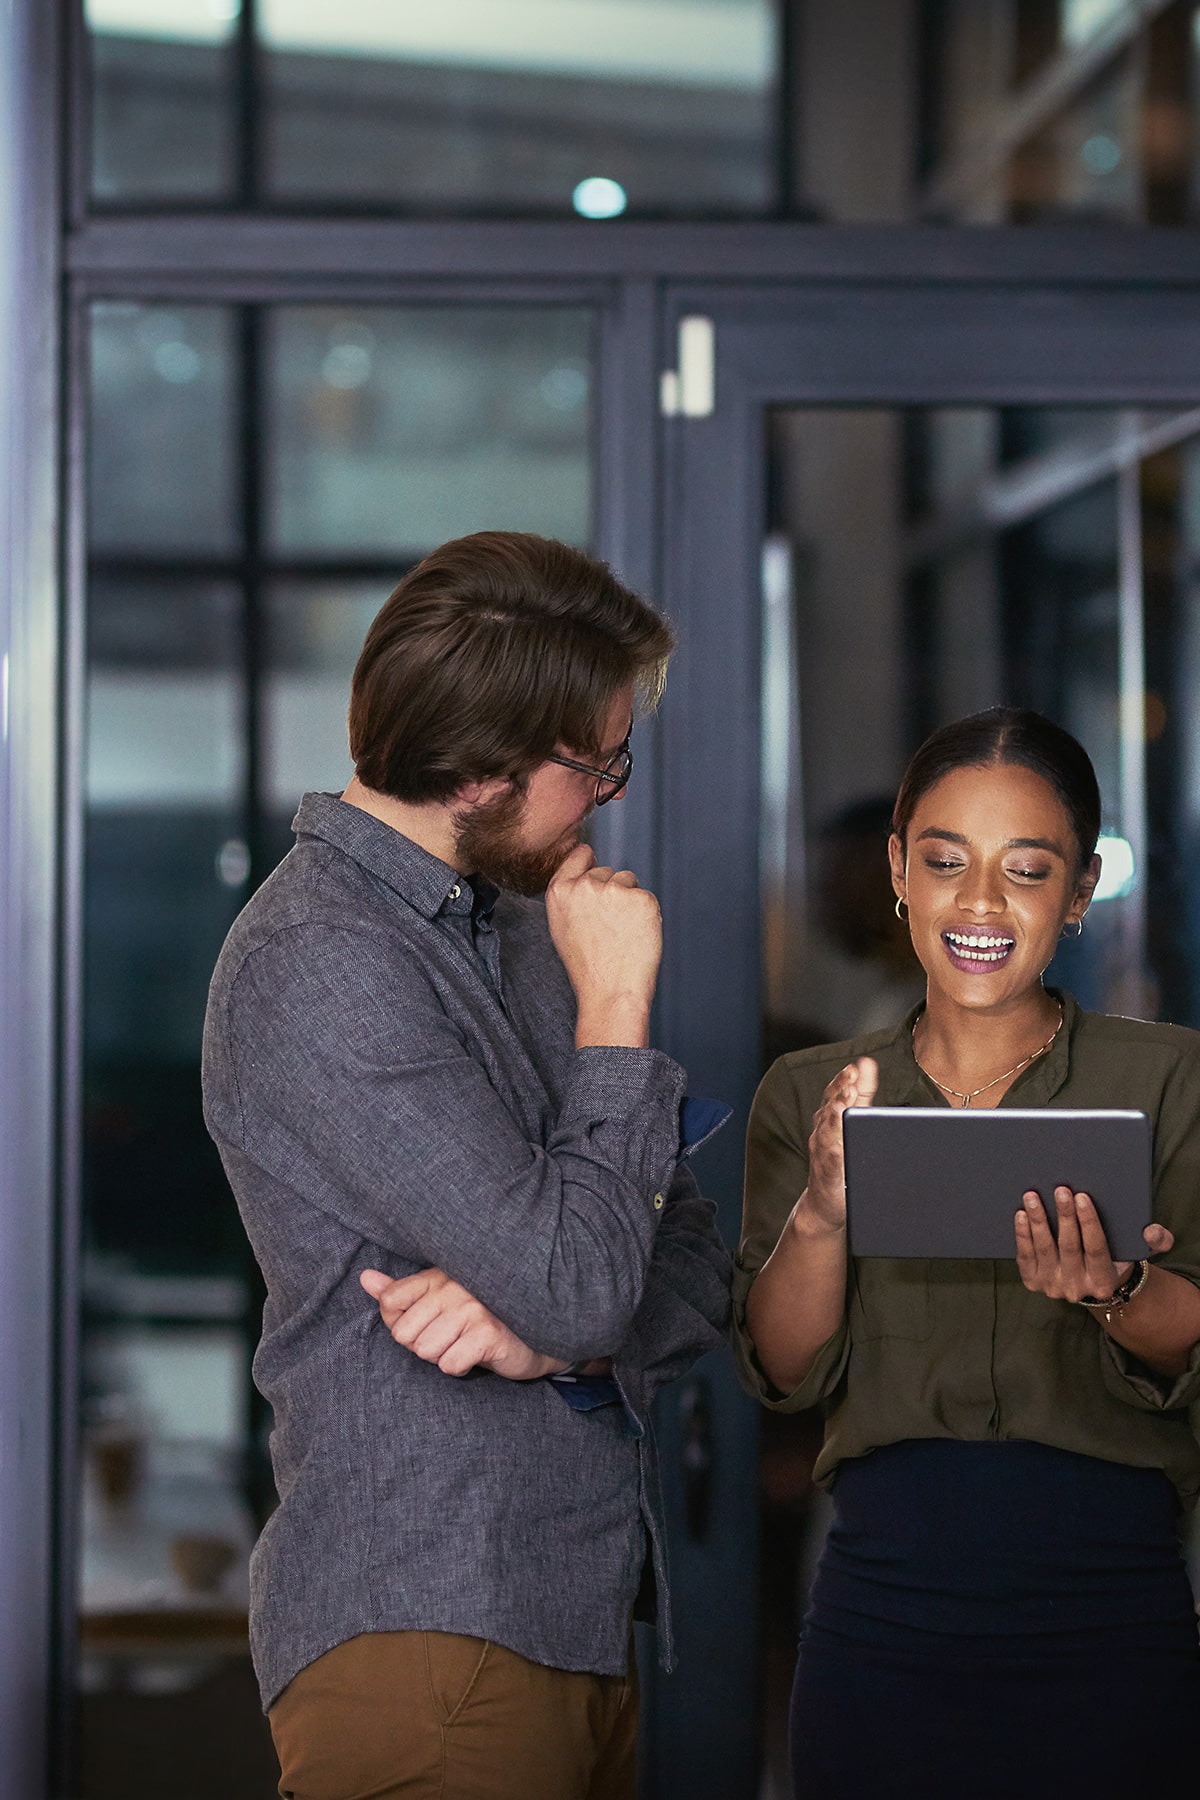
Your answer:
[850,1258,933,1341]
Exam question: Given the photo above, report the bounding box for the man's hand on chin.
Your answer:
[359,1266,567,1380]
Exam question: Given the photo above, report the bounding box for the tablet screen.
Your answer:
[842,1108,1152,1260]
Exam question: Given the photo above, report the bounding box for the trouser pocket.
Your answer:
[422,1630,491,1725]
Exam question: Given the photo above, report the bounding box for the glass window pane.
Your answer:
[922,0,1199,227]
[79,1331,263,1758]
[84,576,247,1240]
[86,0,238,203]
[265,306,593,555]
[82,0,1200,226]
[259,0,778,214]
[80,545,269,1769]
[998,483,1122,795]
[1143,432,1200,1026]
[263,579,386,832]
[80,574,263,1787]
[761,406,1153,1052]
[1009,56,1142,224]
[755,400,1200,1784]
[996,407,1127,467]
[89,304,240,556]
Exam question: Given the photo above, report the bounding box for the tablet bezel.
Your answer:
[841,1107,1152,1260]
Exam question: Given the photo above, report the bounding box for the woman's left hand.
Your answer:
[1014,1187,1173,1301]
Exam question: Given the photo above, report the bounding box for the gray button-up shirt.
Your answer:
[202,793,731,1709]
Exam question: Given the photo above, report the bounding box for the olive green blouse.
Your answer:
[733,992,1200,1506]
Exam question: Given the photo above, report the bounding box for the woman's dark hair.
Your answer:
[892,708,1101,874]
[349,531,674,803]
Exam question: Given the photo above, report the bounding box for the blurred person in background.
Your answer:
[203,531,730,1800]
[815,795,927,1033]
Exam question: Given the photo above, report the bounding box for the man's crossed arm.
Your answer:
[360,1155,729,1388]
[359,1264,569,1381]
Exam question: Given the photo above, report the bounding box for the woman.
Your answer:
[735,708,1200,1799]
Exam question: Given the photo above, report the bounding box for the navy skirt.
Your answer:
[789,1439,1200,1800]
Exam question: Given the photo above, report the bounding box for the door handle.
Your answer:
[679,1376,713,1543]
[660,314,715,418]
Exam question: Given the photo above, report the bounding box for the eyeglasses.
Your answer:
[546,734,634,806]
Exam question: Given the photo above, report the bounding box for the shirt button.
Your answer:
[653,1192,665,1210]
[449,883,461,900]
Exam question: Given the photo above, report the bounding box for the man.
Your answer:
[202,530,731,1800]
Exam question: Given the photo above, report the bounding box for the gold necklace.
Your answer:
[913,1004,1064,1107]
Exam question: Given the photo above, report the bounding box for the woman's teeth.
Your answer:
[944,931,1014,963]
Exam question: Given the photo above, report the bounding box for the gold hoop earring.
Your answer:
[895,897,909,922]
[1061,916,1084,939]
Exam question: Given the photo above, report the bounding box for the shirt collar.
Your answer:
[466,876,500,927]
[292,791,495,922]
[880,985,1077,1108]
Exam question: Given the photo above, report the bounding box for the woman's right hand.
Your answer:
[802,1056,879,1230]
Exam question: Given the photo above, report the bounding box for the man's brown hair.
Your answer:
[348,531,674,802]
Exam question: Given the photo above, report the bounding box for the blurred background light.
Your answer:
[1092,834,1136,901]
[572,177,628,219]
[1081,133,1122,174]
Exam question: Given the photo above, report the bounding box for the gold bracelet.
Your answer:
[1077,1258,1150,1326]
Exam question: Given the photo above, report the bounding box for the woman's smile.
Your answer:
[941,928,1016,972]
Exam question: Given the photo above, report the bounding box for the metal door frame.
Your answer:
[1,4,65,1797]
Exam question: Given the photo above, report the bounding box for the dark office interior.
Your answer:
[3,3,1200,1795]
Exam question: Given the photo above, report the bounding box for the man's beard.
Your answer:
[453,785,587,897]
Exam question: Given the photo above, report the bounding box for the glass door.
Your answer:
[653,283,1200,1799]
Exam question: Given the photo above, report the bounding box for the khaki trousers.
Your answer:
[270,1630,639,1800]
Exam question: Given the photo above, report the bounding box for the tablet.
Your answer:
[841,1107,1152,1260]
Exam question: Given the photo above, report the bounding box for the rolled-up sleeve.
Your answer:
[1100,1044,1200,1416]
[732,1057,849,1412]
[612,1161,732,1406]
[1099,1334,1200,1413]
